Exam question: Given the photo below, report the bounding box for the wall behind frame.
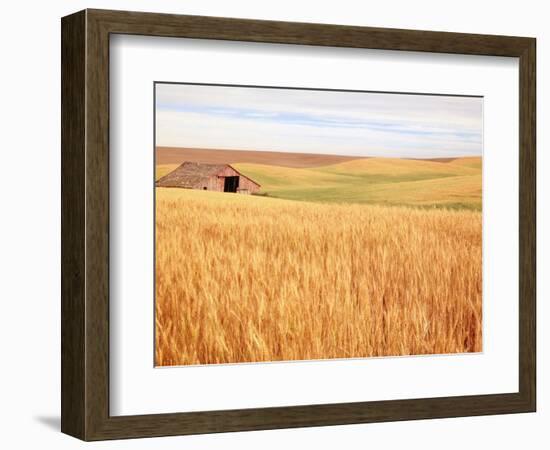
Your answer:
[0,1,545,449]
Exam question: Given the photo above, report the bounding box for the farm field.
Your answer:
[156,146,363,167]
[155,187,482,366]
[156,153,482,210]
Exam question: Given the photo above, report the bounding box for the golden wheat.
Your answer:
[155,188,482,366]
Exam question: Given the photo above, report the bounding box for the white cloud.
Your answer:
[155,83,482,158]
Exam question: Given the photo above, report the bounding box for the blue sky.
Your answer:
[155,83,482,158]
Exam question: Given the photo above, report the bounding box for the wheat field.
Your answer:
[155,188,482,366]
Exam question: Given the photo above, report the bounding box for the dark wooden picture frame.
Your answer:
[61,9,536,441]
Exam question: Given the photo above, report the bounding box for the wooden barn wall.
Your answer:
[238,176,260,194]
[207,176,219,191]
[193,166,260,193]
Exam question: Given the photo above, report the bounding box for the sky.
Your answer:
[155,83,483,159]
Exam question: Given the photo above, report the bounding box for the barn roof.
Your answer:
[156,162,261,188]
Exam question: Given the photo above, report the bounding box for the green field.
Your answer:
[156,156,482,210]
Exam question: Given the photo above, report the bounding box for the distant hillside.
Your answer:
[232,157,482,210]
[155,149,482,210]
[156,147,366,168]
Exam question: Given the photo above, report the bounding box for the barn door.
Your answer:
[224,176,239,193]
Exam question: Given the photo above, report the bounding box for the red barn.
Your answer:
[156,162,261,194]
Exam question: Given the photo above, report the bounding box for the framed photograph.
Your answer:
[61,9,536,440]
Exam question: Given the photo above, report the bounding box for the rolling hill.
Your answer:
[156,153,482,210]
[156,146,364,167]
[235,157,481,210]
